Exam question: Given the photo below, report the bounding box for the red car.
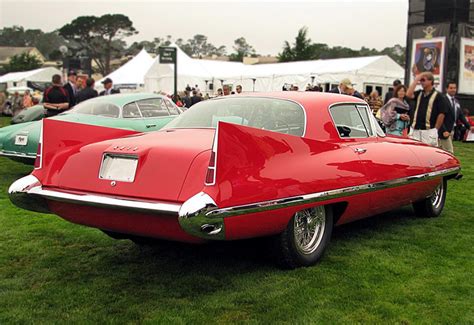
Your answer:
[9,92,460,268]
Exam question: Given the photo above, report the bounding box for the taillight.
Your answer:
[205,127,218,186]
[34,121,43,169]
[205,151,216,185]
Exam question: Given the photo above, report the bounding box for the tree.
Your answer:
[278,27,314,62]
[229,37,255,62]
[5,52,42,72]
[0,26,67,60]
[59,14,138,75]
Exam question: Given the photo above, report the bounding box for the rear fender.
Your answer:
[206,122,366,209]
[32,119,139,186]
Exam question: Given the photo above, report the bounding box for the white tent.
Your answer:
[98,49,154,90]
[144,46,404,97]
[144,44,215,94]
[0,67,61,89]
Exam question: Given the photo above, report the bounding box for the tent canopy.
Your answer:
[143,45,404,95]
[0,67,61,84]
[98,49,154,88]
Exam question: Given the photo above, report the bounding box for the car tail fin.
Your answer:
[32,119,139,182]
[205,121,341,208]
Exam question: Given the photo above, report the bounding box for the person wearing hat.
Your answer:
[329,78,363,99]
[63,70,77,107]
[99,78,120,96]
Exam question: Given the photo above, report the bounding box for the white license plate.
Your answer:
[99,154,138,182]
[14,134,28,146]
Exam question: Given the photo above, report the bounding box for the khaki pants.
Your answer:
[409,128,439,147]
[439,131,454,153]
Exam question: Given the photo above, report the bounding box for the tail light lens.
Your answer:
[205,151,216,185]
[205,126,218,186]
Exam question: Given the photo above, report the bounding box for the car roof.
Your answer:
[220,91,367,108]
[82,93,166,107]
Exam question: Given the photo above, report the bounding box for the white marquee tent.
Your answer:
[98,49,154,90]
[144,44,404,97]
[0,67,62,89]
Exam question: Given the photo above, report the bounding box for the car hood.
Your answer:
[55,128,216,202]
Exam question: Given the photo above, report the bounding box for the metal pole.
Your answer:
[174,48,178,98]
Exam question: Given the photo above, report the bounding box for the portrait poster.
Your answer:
[458,37,474,95]
[410,37,445,91]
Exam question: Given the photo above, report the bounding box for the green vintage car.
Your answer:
[11,105,45,124]
[0,93,181,164]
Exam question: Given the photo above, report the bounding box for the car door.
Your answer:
[330,103,423,215]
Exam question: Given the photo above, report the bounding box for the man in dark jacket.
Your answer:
[76,78,99,104]
[99,78,120,96]
[63,70,77,107]
[384,79,402,103]
[439,81,472,153]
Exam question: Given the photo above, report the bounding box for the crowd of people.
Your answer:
[0,71,119,118]
[1,71,473,153]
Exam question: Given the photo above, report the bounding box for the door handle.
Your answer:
[146,124,157,128]
[354,147,367,154]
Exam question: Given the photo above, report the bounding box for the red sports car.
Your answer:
[9,92,460,268]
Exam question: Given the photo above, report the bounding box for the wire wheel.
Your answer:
[293,206,326,255]
[430,182,444,209]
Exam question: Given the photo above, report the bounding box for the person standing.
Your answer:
[76,78,99,104]
[236,85,242,94]
[439,82,472,153]
[63,71,77,108]
[22,90,34,108]
[190,89,202,107]
[329,78,363,99]
[384,79,402,103]
[43,74,69,117]
[406,71,447,147]
[99,78,120,96]
[379,85,410,136]
[366,90,383,116]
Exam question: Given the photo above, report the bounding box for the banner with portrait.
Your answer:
[458,37,474,95]
[410,37,446,91]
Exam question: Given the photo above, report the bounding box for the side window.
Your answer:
[164,99,180,116]
[356,105,374,136]
[122,102,141,118]
[136,98,170,117]
[330,104,370,138]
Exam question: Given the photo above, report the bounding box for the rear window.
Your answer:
[164,97,305,136]
[68,101,120,118]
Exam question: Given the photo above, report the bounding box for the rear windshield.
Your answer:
[164,97,305,136]
[67,101,120,118]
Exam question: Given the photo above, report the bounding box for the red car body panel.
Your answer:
[11,92,460,244]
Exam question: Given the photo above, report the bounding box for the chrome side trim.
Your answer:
[178,166,460,240]
[0,150,36,159]
[10,166,460,241]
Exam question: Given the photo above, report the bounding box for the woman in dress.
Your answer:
[380,85,410,136]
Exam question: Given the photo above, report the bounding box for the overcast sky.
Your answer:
[0,0,408,55]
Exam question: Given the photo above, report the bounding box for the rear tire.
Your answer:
[413,178,447,218]
[276,205,333,269]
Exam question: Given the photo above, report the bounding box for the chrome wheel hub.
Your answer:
[430,182,444,209]
[294,206,326,255]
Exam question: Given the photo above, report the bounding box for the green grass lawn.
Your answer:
[0,115,473,324]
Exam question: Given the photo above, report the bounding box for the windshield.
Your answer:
[164,97,306,136]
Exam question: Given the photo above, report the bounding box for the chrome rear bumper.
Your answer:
[8,175,181,216]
